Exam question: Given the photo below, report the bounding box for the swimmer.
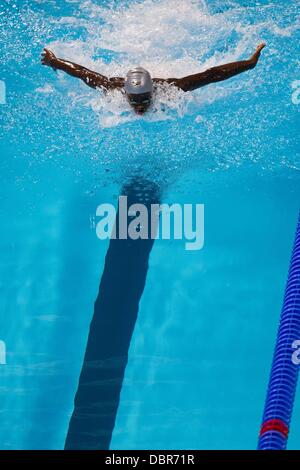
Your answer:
[41,43,266,115]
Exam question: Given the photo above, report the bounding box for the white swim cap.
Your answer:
[124,67,153,95]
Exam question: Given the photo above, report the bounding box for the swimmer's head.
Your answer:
[124,67,153,115]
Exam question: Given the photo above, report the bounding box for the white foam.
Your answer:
[2,0,298,179]
[35,84,55,94]
[46,0,285,127]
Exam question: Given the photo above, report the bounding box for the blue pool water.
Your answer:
[0,0,299,450]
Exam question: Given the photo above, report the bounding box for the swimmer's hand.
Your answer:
[41,48,57,69]
[248,42,266,66]
[256,43,266,54]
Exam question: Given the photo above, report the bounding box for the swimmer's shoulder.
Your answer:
[107,76,125,90]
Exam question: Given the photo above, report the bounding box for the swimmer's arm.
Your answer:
[172,43,266,92]
[41,48,124,90]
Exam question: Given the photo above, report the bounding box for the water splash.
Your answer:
[1,0,299,186]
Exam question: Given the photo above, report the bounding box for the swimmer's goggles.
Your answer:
[128,96,151,105]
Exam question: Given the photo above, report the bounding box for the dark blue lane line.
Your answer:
[65,178,161,450]
[258,211,300,450]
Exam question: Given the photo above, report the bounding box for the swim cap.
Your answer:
[124,67,153,95]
